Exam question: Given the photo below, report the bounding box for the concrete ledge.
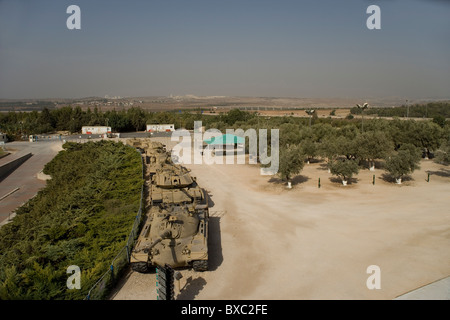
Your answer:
[37,170,51,181]
[0,152,33,182]
[394,277,450,300]
[0,152,10,160]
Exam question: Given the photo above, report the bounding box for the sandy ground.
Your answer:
[110,138,450,300]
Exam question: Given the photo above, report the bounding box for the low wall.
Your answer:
[0,153,33,182]
[36,170,51,181]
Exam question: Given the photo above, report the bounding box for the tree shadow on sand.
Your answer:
[380,173,414,183]
[268,175,310,186]
[426,168,450,178]
[328,176,358,185]
[318,163,331,171]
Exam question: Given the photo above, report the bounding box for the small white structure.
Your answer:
[82,126,112,135]
[146,124,175,132]
[0,132,7,144]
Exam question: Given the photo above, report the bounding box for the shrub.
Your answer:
[0,141,143,299]
[330,158,360,183]
[384,143,421,182]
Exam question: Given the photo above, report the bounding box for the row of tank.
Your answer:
[126,138,209,272]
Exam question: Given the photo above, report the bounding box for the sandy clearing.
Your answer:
[111,141,450,300]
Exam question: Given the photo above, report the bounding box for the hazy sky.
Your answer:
[0,0,449,99]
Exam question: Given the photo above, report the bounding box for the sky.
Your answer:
[0,0,449,99]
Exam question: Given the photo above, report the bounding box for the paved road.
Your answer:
[62,131,172,140]
[0,140,63,224]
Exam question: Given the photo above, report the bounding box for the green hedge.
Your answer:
[0,140,143,299]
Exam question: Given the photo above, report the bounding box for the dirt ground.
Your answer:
[110,139,450,300]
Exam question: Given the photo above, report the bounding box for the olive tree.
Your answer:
[384,143,421,184]
[278,145,305,188]
[318,135,341,172]
[330,158,360,185]
[411,121,443,159]
[300,139,317,164]
[434,128,450,165]
[355,131,393,170]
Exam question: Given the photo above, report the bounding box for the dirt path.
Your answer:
[111,144,450,300]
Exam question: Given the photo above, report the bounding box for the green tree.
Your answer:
[127,107,146,131]
[434,139,450,165]
[223,109,254,126]
[432,115,446,128]
[300,139,317,164]
[384,143,421,184]
[0,141,142,299]
[411,121,443,158]
[55,106,73,131]
[330,158,360,185]
[434,125,450,165]
[318,136,341,171]
[39,107,56,130]
[279,123,301,147]
[355,131,393,170]
[69,106,83,133]
[311,123,335,143]
[278,145,305,187]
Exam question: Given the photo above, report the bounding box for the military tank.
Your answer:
[150,165,205,205]
[130,202,209,272]
[129,139,209,272]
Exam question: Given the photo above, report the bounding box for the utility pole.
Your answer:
[406,100,409,118]
[356,103,369,133]
[305,109,315,127]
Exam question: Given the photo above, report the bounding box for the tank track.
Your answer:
[192,260,208,272]
[131,262,151,273]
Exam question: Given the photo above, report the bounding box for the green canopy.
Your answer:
[204,134,245,145]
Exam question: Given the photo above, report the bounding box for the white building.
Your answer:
[146,124,175,132]
[82,126,112,135]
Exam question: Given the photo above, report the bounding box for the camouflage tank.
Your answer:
[145,142,171,176]
[130,139,209,272]
[130,202,209,272]
[150,165,205,204]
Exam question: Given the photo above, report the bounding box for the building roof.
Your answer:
[204,134,244,145]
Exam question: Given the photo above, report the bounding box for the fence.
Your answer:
[84,147,145,300]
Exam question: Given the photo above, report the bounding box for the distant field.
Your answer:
[1,96,446,113]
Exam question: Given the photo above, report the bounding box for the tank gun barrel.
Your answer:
[146,229,172,251]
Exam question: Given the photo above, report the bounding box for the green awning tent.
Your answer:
[203,134,245,145]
